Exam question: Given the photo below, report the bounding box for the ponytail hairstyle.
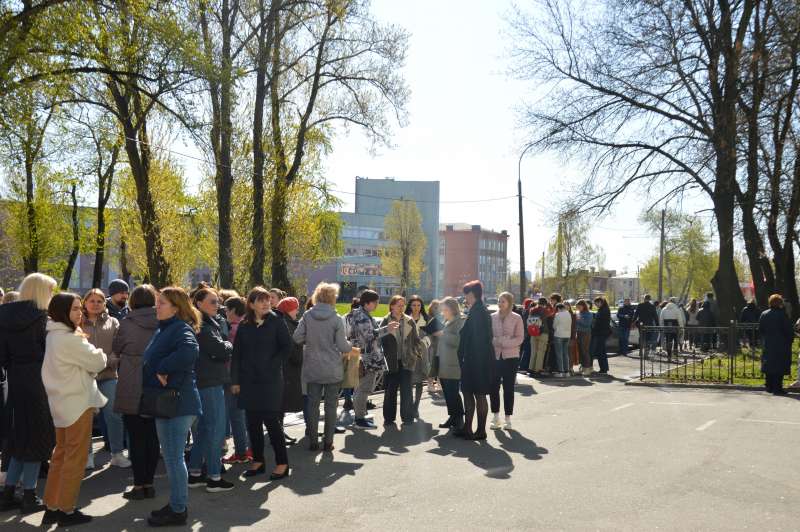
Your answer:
[160,287,202,333]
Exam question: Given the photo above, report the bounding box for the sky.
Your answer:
[322,0,668,278]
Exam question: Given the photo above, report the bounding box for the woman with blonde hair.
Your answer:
[489,292,524,429]
[40,292,108,527]
[0,273,56,515]
[293,282,352,451]
[82,288,126,469]
[141,287,201,527]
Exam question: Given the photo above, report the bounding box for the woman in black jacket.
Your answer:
[187,288,234,492]
[759,294,794,395]
[0,273,57,514]
[457,281,494,440]
[276,297,303,446]
[590,297,611,374]
[230,287,291,480]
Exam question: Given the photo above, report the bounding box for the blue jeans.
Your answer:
[618,327,630,355]
[189,386,226,479]
[225,386,249,455]
[553,338,570,373]
[5,458,40,490]
[155,415,195,513]
[97,379,125,453]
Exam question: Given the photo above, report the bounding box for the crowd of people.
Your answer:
[0,273,796,527]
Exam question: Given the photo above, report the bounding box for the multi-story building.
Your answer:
[608,274,641,303]
[439,224,508,298]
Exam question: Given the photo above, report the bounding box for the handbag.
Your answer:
[139,372,186,419]
[342,347,361,388]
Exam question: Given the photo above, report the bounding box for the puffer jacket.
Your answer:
[437,315,464,380]
[83,312,119,381]
[113,307,158,415]
[293,303,352,385]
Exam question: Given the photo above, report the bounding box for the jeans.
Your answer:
[618,326,630,355]
[519,339,531,371]
[590,335,609,372]
[5,458,40,490]
[383,369,414,423]
[246,410,287,465]
[306,382,340,445]
[155,415,195,513]
[123,415,159,486]
[440,378,464,426]
[553,338,570,373]
[528,334,549,372]
[225,386,249,455]
[353,370,378,419]
[97,379,126,454]
[189,385,226,480]
[490,358,518,415]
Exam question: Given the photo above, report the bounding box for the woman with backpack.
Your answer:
[526,298,552,376]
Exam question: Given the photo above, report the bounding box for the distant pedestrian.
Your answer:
[457,281,495,440]
[758,294,793,396]
[659,297,685,357]
[276,297,303,445]
[739,300,760,347]
[552,303,572,377]
[696,301,717,352]
[526,298,553,376]
[591,297,611,374]
[575,300,593,375]
[490,292,523,429]
[221,297,251,465]
[616,298,635,356]
[685,299,700,350]
[436,297,465,432]
[634,294,658,350]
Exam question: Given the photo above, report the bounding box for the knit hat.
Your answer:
[276,297,299,315]
[108,279,130,296]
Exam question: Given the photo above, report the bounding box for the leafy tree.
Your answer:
[544,208,604,297]
[382,199,426,296]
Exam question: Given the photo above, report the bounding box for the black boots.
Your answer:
[148,505,188,527]
[19,489,45,514]
[0,485,18,511]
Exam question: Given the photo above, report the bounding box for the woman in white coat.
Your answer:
[40,293,107,528]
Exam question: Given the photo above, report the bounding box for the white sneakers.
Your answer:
[490,413,502,430]
[110,452,132,468]
[504,416,513,430]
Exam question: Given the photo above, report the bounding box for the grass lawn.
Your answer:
[642,345,799,386]
[335,302,390,317]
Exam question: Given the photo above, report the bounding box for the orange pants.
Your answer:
[44,408,94,512]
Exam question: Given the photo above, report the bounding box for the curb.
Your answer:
[625,380,800,393]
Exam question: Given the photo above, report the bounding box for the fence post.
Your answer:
[728,320,736,384]
[639,327,644,380]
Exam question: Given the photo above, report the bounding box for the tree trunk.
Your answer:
[269,175,291,291]
[119,236,131,285]
[711,170,745,324]
[23,158,38,274]
[61,183,79,290]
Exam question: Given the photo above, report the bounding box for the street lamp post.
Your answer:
[518,143,535,302]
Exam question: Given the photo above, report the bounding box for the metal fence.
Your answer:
[638,323,762,384]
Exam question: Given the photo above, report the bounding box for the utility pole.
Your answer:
[518,144,535,302]
[541,250,545,297]
[658,208,665,301]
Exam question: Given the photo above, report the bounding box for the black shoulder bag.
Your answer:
[140,373,186,419]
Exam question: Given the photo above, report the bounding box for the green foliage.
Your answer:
[382,199,426,294]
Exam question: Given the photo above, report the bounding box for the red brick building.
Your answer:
[439,224,508,298]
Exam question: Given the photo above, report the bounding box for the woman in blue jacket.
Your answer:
[142,287,201,527]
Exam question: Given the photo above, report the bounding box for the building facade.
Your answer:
[439,224,508,298]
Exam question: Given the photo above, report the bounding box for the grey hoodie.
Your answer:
[293,303,352,385]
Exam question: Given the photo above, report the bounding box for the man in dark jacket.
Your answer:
[634,294,658,350]
[740,300,761,347]
[106,279,130,320]
[616,298,635,355]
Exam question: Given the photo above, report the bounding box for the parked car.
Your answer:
[485,296,499,313]
[606,317,640,354]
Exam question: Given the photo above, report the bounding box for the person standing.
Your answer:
[634,294,658,350]
[40,293,108,527]
[187,288,234,492]
[659,297,685,358]
[575,300,594,376]
[590,297,612,374]
[345,290,393,429]
[740,300,761,348]
[696,301,717,352]
[489,292,523,430]
[526,298,553,376]
[380,295,420,426]
[142,287,202,527]
[0,273,56,515]
[221,297,251,465]
[518,299,535,371]
[616,298,635,356]
[436,298,465,432]
[113,284,160,501]
[106,279,130,321]
[82,289,128,469]
[294,283,352,452]
[405,295,432,419]
[230,287,291,480]
[427,300,443,395]
[685,299,700,350]
[552,303,572,377]
[276,297,303,445]
[759,295,793,395]
[457,281,495,440]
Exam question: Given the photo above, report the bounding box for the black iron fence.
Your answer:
[638,323,762,384]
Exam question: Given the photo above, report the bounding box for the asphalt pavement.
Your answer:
[4,356,798,531]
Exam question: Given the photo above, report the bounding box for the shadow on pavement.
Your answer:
[340,421,440,460]
[429,429,548,480]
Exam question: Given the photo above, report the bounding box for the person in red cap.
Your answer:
[276,298,303,445]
